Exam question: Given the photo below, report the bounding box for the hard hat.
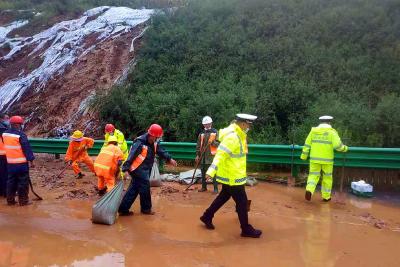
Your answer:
[236,113,257,124]
[9,116,24,124]
[202,116,213,125]
[105,123,115,133]
[148,124,163,137]
[70,130,83,140]
[319,115,333,121]
[108,136,118,143]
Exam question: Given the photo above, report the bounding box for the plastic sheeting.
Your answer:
[92,180,124,225]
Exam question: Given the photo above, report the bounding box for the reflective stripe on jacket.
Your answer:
[94,144,124,177]
[206,123,248,186]
[129,144,157,172]
[300,124,348,164]
[2,133,27,164]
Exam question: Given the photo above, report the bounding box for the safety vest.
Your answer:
[206,123,248,186]
[129,143,157,172]
[300,125,348,164]
[94,144,121,177]
[2,133,27,164]
[0,136,5,156]
[200,132,217,155]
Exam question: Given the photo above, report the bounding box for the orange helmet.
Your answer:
[147,124,163,137]
[105,124,115,133]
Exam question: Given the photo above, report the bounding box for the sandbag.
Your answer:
[150,159,162,187]
[92,180,124,225]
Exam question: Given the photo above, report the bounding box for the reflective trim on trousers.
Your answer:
[321,186,332,193]
[307,181,317,186]
[309,171,320,175]
[310,157,333,162]
[323,172,332,176]
[312,140,332,144]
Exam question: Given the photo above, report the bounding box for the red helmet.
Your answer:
[105,124,115,133]
[147,124,163,137]
[10,116,24,124]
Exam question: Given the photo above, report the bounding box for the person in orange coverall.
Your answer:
[65,130,95,179]
[94,136,124,195]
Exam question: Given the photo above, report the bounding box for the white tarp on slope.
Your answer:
[0,6,154,111]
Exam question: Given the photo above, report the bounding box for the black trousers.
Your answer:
[7,170,29,205]
[201,163,218,191]
[119,176,152,213]
[203,184,250,230]
[0,156,7,197]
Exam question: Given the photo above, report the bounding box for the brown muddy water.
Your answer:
[1,181,400,267]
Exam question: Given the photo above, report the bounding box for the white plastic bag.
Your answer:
[150,159,162,187]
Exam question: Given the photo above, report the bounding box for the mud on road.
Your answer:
[1,155,400,267]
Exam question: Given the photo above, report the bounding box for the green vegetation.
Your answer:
[99,0,400,147]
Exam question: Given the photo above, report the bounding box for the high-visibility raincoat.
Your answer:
[103,129,128,160]
[300,123,348,200]
[207,123,248,186]
[65,137,95,174]
[94,144,124,191]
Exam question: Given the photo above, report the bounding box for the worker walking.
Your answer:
[0,113,10,197]
[2,116,35,206]
[300,116,348,202]
[196,116,219,193]
[118,124,177,216]
[94,136,124,195]
[65,130,95,179]
[200,114,262,238]
[103,124,128,160]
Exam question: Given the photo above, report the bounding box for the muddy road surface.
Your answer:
[0,155,399,267]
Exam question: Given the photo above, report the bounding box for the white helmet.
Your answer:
[202,116,213,124]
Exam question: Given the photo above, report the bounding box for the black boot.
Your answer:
[200,215,215,230]
[76,173,85,179]
[241,224,262,238]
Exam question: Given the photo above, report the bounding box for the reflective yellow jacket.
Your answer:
[103,129,128,159]
[300,124,348,164]
[207,123,248,186]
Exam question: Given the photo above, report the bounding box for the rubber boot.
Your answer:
[305,191,312,201]
[241,224,262,238]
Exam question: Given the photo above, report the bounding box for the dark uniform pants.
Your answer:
[7,170,29,205]
[201,163,218,191]
[202,184,250,230]
[0,156,7,197]
[119,175,152,213]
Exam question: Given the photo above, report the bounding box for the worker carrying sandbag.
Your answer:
[118,124,177,216]
[65,130,95,179]
[94,136,124,196]
[2,116,35,206]
[300,115,348,202]
[196,116,219,193]
[103,124,128,160]
[200,114,262,238]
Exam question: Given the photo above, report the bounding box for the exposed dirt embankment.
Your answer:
[14,25,145,138]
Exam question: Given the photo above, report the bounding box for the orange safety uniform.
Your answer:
[65,137,95,174]
[94,144,124,191]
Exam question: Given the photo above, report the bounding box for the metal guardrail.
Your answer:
[28,138,400,170]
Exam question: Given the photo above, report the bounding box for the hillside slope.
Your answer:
[100,0,400,146]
